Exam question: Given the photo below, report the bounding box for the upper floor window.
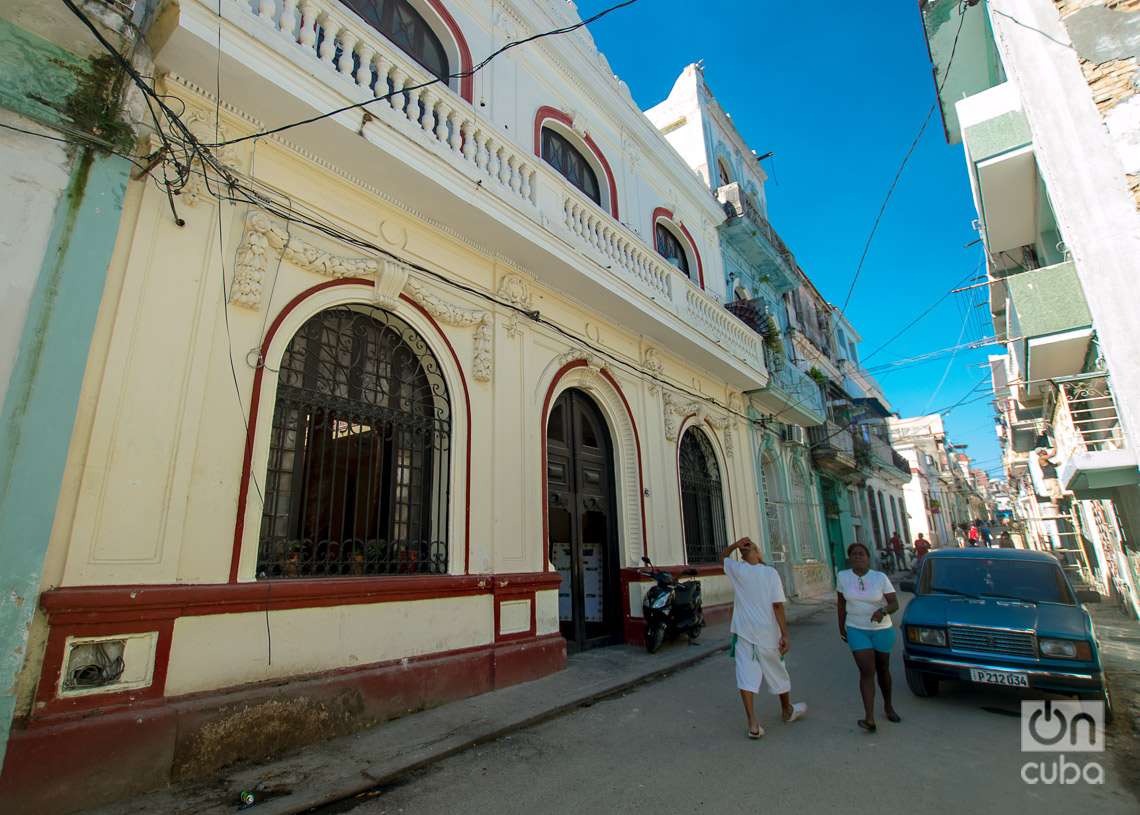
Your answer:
[257,307,451,579]
[717,158,732,188]
[342,0,450,80]
[542,126,601,205]
[655,223,690,275]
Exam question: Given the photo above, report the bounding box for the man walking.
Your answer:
[722,537,807,738]
[913,532,931,567]
[889,531,906,572]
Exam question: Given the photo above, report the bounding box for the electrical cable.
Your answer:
[838,0,971,315]
[201,0,642,149]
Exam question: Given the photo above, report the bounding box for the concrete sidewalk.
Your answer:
[92,598,833,815]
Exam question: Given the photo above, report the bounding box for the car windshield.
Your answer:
[920,558,1075,605]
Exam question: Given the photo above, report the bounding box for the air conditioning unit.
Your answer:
[783,424,807,445]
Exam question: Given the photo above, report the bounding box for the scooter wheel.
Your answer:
[687,627,702,642]
[645,625,665,654]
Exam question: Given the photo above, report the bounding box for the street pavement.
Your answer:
[323,601,1138,815]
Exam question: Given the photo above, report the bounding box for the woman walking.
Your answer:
[837,542,900,732]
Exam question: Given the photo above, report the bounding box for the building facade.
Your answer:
[918,0,1140,615]
[0,2,781,809]
[646,65,835,597]
[0,0,140,778]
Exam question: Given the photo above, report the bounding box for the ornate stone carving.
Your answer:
[662,391,702,442]
[374,258,409,309]
[231,212,492,382]
[642,346,664,394]
[662,390,734,457]
[231,212,379,307]
[557,348,606,372]
[496,274,533,338]
[404,279,493,383]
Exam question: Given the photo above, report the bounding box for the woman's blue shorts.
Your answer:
[846,625,896,653]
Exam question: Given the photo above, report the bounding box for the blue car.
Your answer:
[900,549,1113,720]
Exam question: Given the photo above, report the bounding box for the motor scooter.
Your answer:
[639,556,705,653]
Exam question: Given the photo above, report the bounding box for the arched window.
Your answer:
[257,307,451,579]
[541,126,601,205]
[717,158,732,188]
[341,0,450,80]
[790,463,817,559]
[760,452,786,563]
[655,222,690,276]
[679,428,727,563]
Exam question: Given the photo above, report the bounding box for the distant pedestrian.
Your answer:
[914,533,931,566]
[998,531,1014,549]
[837,542,901,733]
[967,523,980,547]
[980,523,993,546]
[889,532,906,572]
[722,537,807,739]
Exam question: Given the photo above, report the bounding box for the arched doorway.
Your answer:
[546,389,621,650]
[760,449,792,589]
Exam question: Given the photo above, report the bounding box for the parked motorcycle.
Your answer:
[639,556,705,653]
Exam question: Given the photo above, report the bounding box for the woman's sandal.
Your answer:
[886,711,902,723]
[748,725,765,739]
[857,719,877,733]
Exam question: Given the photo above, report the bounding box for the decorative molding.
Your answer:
[496,273,533,338]
[230,213,493,381]
[641,346,664,394]
[662,390,702,443]
[557,348,607,371]
[706,415,735,459]
[230,211,378,308]
[374,258,410,309]
[404,279,493,383]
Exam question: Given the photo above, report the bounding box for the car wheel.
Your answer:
[645,624,665,654]
[905,667,940,698]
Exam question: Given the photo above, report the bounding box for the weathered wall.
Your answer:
[1053,0,1140,208]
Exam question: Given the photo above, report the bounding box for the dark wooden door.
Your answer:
[546,389,621,651]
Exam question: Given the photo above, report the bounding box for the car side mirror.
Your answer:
[1076,588,1100,604]
[899,579,916,593]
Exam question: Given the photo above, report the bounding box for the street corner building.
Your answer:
[0,1,916,811]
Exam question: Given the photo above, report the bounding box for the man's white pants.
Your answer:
[734,636,791,695]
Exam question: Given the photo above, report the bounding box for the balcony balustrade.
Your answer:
[809,421,860,481]
[158,0,769,386]
[715,183,799,294]
[1051,372,1139,496]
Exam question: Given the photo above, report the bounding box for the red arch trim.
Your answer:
[229,278,473,582]
[534,106,619,219]
[651,207,705,290]
[423,0,474,103]
[540,361,647,572]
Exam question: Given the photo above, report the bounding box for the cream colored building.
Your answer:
[1,1,775,810]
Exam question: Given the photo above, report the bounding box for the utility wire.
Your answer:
[202,0,641,148]
[838,0,971,315]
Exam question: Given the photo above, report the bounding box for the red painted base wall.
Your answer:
[0,634,565,815]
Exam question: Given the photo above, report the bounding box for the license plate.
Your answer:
[969,668,1029,687]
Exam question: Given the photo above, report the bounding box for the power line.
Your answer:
[838,0,972,315]
[202,0,642,149]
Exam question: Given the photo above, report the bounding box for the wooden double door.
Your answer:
[546,389,622,651]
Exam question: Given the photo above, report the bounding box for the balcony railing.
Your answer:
[196,0,767,381]
[234,0,538,208]
[809,421,858,477]
[715,183,799,294]
[1052,372,1127,458]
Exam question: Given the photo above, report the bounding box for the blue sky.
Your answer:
[577,0,1003,479]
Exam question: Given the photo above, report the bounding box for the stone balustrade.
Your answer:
[241,0,537,208]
